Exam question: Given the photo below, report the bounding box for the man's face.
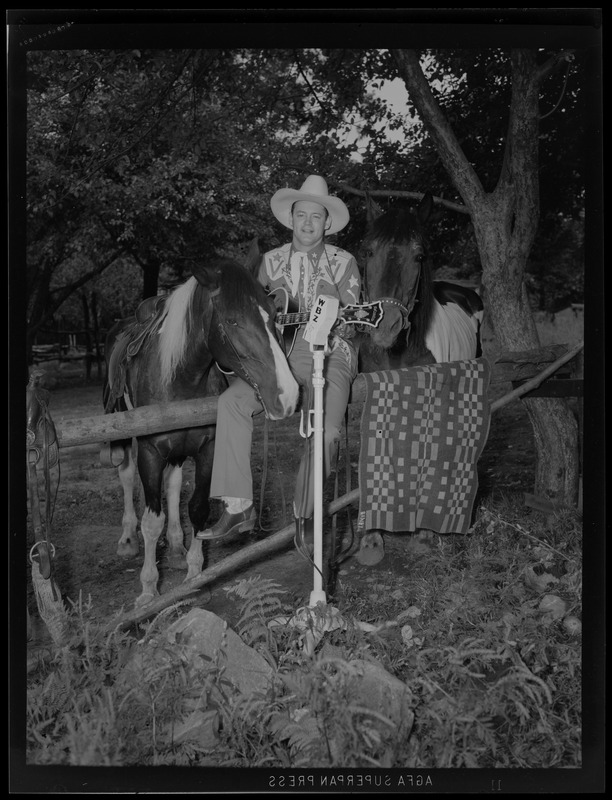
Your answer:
[291,200,330,250]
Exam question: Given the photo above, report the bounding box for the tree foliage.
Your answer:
[23,44,589,349]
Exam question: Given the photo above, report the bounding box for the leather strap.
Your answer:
[257,417,288,533]
[26,376,59,585]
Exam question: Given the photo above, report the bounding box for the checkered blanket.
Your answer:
[358,359,491,535]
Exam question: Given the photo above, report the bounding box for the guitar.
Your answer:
[269,286,383,354]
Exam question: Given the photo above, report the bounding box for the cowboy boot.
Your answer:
[196,503,256,541]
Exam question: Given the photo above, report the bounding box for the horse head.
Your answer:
[363,192,434,351]
[192,259,299,421]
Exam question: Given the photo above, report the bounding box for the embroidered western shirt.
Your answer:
[258,241,361,349]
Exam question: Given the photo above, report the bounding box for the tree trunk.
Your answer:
[393,48,580,507]
[475,51,579,506]
[476,216,580,505]
[142,259,160,300]
[525,396,579,502]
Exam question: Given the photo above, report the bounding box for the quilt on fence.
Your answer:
[358,358,491,535]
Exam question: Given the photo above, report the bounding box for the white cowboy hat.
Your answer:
[270,175,350,235]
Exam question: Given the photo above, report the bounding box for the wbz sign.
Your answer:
[304,294,339,347]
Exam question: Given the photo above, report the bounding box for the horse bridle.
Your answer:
[377,296,416,330]
[363,249,421,331]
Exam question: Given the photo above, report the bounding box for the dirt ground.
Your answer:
[25,369,538,645]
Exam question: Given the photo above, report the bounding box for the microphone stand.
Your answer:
[278,296,346,653]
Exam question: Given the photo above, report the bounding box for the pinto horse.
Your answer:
[103,258,299,607]
[357,192,483,373]
[354,193,485,564]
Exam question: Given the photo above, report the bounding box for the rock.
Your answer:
[165,608,274,698]
[523,565,559,593]
[562,615,582,635]
[172,708,219,747]
[538,594,567,621]
[348,658,414,731]
[116,608,274,704]
[279,654,414,764]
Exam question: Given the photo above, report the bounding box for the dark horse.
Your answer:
[104,258,299,607]
[354,193,484,563]
[357,192,483,373]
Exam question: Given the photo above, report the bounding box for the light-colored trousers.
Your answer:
[210,334,358,519]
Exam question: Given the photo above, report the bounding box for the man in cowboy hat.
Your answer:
[196,175,361,553]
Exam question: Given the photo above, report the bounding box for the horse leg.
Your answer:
[136,447,166,607]
[184,442,214,581]
[137,507,165,606]
[164,463,187,569]
[185,535,205,582]
[116,442,139,558]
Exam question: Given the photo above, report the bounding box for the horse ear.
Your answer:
[417,192,435,225]
[365,191,384,224]
[244,236,264,276]
[191,262,223,290]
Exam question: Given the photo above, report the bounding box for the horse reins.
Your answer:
[377,296,415,330]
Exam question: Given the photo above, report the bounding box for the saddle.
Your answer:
[135,294,166,325]
[105,294,168,412]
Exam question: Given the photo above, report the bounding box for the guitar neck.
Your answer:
[278,312,310,326]
[270,289,383,330]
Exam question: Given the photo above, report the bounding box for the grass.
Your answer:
[25,493,582,769]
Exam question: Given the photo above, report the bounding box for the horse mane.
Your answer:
[213,258,268,313]
[368,204,420,246]
[406,254,435,359]
[157,277,198,385]
[156,259,268,385]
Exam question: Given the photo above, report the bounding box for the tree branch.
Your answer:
[536,50,576,85]
[391,49,485,210]
[280,162,471,215]
[50,248,125,309]
[37,52,198,214]
[331,182,469,215]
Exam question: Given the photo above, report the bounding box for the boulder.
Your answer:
[165,608,274,697]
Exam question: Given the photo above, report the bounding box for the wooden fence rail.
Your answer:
[111,342,585,631]
[32,342,583,631]
[54,344,583,451]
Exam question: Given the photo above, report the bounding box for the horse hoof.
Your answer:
[356,532,385,566]
[117,541,139,558]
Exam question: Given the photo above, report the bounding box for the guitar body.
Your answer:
[268,287,383,357]
[269,287,301,356]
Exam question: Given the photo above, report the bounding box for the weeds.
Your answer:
[26,493,582,768]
